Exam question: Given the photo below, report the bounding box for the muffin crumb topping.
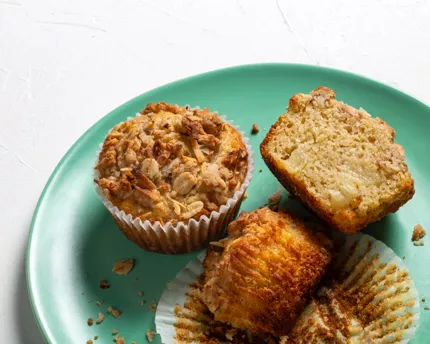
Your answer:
[95,103,248,223]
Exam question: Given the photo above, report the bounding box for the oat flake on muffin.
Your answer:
[94,102,248,224]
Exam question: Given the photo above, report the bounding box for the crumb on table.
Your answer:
[94,336,98,340]
[86,340,93,344]
[116,337,125,344]
[96,312,105,324]
[87,318,94,326]
[422,297,426,302]
[251,123,259,134]
[243,192,248,199]
[259,168,262,173]
[138,291,144,297]
[112,329,119,335]
[424,306,430,310]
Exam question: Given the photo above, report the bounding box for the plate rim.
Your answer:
[26,62,430,343]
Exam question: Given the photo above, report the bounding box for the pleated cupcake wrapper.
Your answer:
[94,110,254,254]
[155,233,420,343]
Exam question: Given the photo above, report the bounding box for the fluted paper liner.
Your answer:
[94,111,254,254]
[155,233,420,343]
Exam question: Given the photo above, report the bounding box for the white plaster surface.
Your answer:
[0,0,429,342]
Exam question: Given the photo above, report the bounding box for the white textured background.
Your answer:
[1,0,429,342]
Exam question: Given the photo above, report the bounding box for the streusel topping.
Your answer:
[95,102,248,223]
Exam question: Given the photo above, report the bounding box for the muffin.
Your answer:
[201,208,332,337]
[155,231,420,344]
[94,102,253,254]
[260,86,414,234]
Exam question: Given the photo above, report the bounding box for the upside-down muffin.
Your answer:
[260,87,414,234]
[201,207,332,336]
[94,103,251,253]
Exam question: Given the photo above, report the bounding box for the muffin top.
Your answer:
[95,102,248,224]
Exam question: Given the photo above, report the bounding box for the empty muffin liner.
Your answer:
[155,233,420,343]
[94,111,254,254]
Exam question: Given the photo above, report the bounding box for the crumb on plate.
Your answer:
[413,239,424,246]
[100,280,110,289]
[148,301,157,312]
[412,224,426,241]
[251,123,259,134]
[112,259,135,275]
[146,329,157,342]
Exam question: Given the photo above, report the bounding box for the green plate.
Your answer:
[27,63,430,343]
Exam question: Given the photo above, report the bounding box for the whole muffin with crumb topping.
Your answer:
[94,103,251,252]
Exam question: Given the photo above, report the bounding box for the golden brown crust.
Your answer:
[201,208,332,337]
[261,87,414,234]
[95,103,248,224]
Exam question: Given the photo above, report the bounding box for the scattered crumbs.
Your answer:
[100,280,110,289]
[259,168,262,173]
[251,123,259,134]
[413,239,424,246]
[148,301,157,312]
[110,307,122,318]
[402,256,406,260]
[268,188,283,206]
[146,329,157,342]
[117,337,125,344]
[412,224,426,241]
[112,329,119,335]
[243,192,248,199]
[96,312,105,324]
[96,300,104,307]
[87,318,94,326]
[94,336,98,341]
[138,291,144,297]
[422,297,426,302]
[424,306,430,311]
[112,259,135,275]
[141,299,145,306]
[107,306,113,313]
[132,342,137,344]
[86,340,93,344]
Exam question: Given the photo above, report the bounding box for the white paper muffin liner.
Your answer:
[155,233,420,343]
[94,110,254,254]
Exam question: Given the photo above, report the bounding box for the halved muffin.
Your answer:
[201,207,332,337]
[261,87,414,234]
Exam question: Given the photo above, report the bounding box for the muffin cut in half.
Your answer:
[261,87,414,234]
[201,207,332,337]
